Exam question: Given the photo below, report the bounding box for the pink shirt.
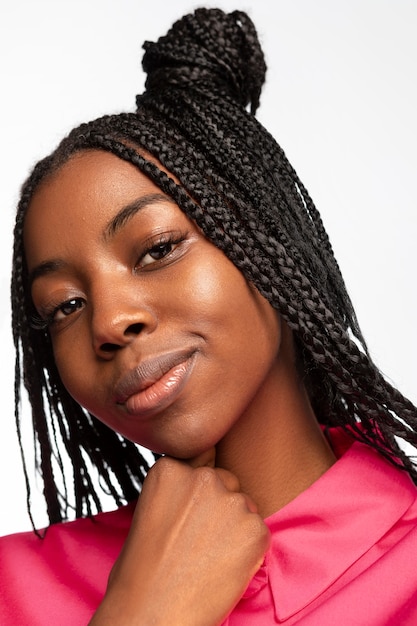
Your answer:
[2,429,417,624]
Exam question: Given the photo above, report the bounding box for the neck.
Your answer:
[215,327,336,519]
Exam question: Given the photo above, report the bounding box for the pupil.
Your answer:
[154,243,171,258]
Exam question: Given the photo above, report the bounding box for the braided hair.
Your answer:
[11,8,417,527]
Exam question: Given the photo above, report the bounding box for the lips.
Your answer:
[114,348,197,415]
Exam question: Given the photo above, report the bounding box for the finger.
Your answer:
[186,447,216,468]
[241,493,259,515]
[213,467,241,493]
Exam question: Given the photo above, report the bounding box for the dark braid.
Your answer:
[11,8,417,527]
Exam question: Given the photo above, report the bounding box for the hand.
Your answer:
[89,449,270,626]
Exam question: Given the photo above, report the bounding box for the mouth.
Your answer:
[114,348,197,416]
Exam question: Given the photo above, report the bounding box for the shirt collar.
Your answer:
[245,429,417,621]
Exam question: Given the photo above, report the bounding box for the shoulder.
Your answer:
[0,502,135,626]
[0,500,135,554]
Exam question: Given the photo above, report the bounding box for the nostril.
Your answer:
[125,322,144,336]
[100,342,121,353]
[97,322,145,354]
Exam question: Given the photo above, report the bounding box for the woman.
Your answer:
[2,8,417,625]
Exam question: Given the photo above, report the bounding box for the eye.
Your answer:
[31,297,85,330]
[137,234,186,269]
[54,298,84,321]
[141,241,175,266]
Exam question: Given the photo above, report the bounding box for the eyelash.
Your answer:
[30,298,84,331]
[136,232,187,269]
[30,232,188,331]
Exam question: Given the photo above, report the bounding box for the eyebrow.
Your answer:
[28,192,177,287]
[104,192,176,240]
[28,259,66,288]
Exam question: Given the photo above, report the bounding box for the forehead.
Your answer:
[23,150,180,270]
[32,150,164,210]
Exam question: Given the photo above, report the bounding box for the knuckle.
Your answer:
[194,465,217,487]
[147,456,182,481]
[226,492,244,510]
[247,516,271,549]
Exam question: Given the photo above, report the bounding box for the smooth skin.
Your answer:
[24,150,336,624]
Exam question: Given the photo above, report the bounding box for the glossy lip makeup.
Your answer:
[114,348,198,417]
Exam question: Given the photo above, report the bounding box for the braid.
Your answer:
[11,8,417,525]
[12,155,151,526]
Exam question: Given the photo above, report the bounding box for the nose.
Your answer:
[91,294,157,359]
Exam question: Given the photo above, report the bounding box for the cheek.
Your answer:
[182,250,281,357]
[178,250,225,300]
[51,330,94,406]
[178,249,253,319]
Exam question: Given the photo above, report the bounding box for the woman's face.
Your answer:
[24,150,282,458]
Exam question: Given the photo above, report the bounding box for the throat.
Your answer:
[215,320,337,519]
[215,392,336,519]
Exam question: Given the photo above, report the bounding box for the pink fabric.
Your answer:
[2,429,417,624]
[0,501,133,625]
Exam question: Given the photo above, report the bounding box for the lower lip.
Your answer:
[123,356,196,416]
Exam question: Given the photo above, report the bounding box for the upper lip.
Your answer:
[113,348,197,403]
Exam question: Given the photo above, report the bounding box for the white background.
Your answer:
[0,0,416,536]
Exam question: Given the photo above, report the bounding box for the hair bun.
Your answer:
[141,8,267,114]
